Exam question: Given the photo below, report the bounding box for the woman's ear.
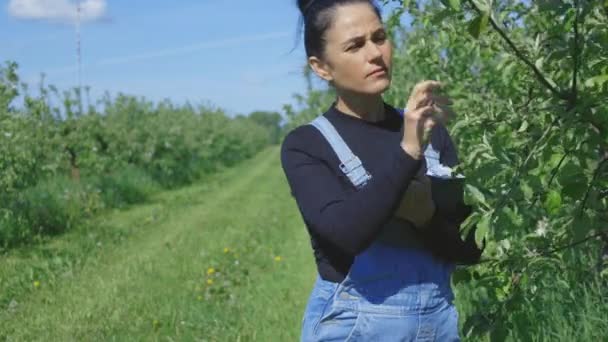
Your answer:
[308,56,333,82]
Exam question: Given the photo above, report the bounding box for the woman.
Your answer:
[280,0,469,340]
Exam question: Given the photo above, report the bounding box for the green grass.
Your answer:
[1,145,606,341]
[0,146,315,341]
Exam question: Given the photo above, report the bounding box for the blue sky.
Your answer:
[1,0,405,117]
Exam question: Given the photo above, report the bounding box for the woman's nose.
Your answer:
[366,42,383,62]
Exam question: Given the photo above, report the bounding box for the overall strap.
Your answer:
[309,115,372,189]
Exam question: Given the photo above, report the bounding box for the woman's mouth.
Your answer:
[367,67,387,77]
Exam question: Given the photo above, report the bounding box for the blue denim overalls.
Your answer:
[300,113,460,341]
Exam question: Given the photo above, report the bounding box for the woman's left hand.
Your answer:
[406,81,455,120]
[393,174,436,228]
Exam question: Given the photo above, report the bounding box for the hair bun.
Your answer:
[297,0,315,17]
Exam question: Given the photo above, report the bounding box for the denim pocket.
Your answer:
[304,279,339,337]
[314,304,363,341]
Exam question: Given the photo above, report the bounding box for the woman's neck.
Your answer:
[334,91,385,122]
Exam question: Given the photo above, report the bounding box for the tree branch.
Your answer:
[475,227,608,266]
[530,151,570,208]
[514,86,534,112]
[571,0,580,105]
[493,116,560,213]
[465,0,567,100]
[541,229,606,256]
[579,157,608,217]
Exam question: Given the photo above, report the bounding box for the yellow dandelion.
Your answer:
[206,278,214,285]
[223,247,230,253]
[33,280,40,288]
[274,256,282,262]
[206,267,215,275]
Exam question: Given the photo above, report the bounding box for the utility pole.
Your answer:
[76,0,83,115]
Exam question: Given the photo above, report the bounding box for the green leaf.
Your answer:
[502,206,523,227]
[471,0,491,13]
[448,0,461,10]
[476,212,491,245]
[559,161,587,198]
[584,75,608,88]
[431,9,453,25]
[548,153,564,169]
[463,312,492,337]
[517,120,529,133]
[452,267,471,285]
[570,215,594,242]
[546,76,558,89]
[520,182,534,200]
[544,190,562,215]
[562,182,587,199]
[534,57,544,70]
[490,324,510,341]
[467,14,489,39]
[466,184,487,206]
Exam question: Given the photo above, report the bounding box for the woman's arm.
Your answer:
[393,124,457,228]
[280,127,422,256]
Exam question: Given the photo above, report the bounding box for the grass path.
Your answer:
[0,146,317,341]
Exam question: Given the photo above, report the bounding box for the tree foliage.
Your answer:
[0,62,274,248]
[286,0,608,339]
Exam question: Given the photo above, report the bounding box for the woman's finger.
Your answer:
[415,105,438,119]
[413,80,443,94]
[429,94,453,106]
[432,103,456,123]
[416,106,437,145]
[417,101,451,124]
[411,94,452,111]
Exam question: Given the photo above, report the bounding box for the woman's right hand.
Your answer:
[400,80,453,159]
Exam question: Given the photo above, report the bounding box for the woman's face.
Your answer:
[309,3,392,96]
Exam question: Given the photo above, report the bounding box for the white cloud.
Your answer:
[8,0,106,23]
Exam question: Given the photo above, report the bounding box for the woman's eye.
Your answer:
[374,34,387,43]
[348,43,363,51]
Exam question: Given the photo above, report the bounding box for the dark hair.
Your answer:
[296,0,382,60]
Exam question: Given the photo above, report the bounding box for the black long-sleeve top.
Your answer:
[280,101,458,283]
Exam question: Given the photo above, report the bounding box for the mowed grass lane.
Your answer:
[0,146,317,341]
